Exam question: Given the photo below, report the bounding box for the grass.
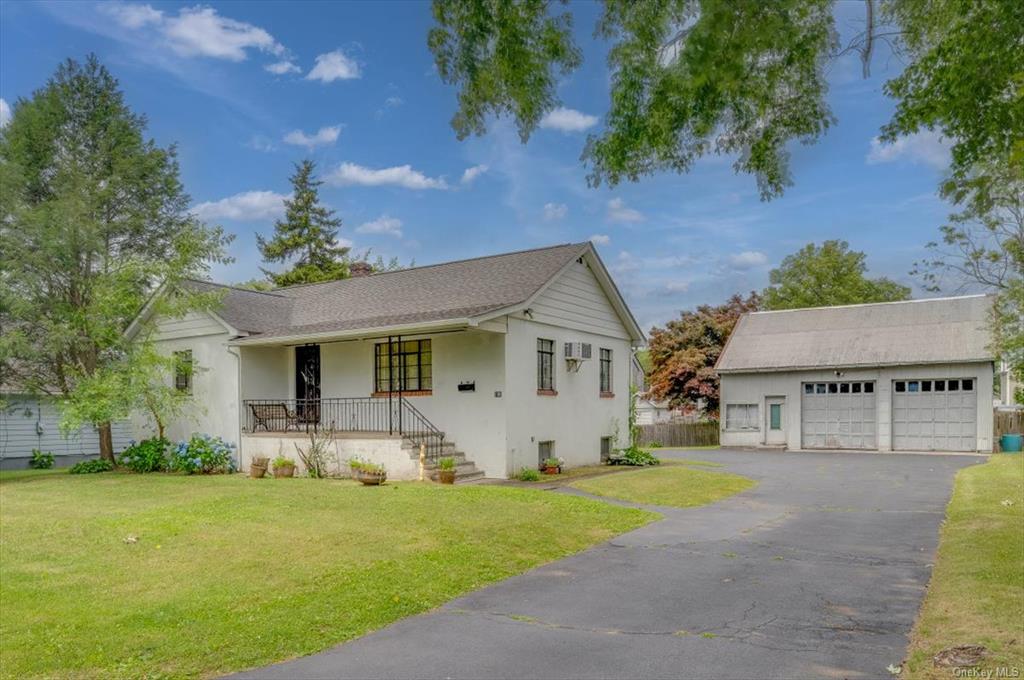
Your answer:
[0,472,655,679]
[903,454,1024,678]
[569,463,756,508]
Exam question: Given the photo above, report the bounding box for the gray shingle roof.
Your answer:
[189,242,592,340]
[716,295,995,373]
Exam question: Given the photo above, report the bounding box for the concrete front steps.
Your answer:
[406,441,484,484]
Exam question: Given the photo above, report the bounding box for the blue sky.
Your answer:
[0,1,955,330]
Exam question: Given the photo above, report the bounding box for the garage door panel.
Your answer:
[892,378,977,452]
[801,381,877,450]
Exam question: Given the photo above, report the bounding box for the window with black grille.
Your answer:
[374,339,432,392]
[537,339,554,391]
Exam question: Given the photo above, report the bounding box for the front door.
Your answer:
[295,344,321,423]
[765,397,786,446]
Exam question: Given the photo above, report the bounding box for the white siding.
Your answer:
[530,260,630,340]
[1,395,132,466]
[152,310,227,340]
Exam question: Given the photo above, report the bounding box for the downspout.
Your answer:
[228,344,243,471]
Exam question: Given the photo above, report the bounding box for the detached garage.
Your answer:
[716,295,995,453]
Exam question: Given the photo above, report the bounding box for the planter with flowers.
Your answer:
[542,457,563,475]
[437,456,457,484]
[272,455,295,478]
[349,458,387,485]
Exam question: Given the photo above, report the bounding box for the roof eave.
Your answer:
[228,318,475,347]
[717,357,996,374]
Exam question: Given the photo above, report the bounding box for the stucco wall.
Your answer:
[720,362,994,452]
[503,315,631,475]
[240,433,420,480]
[131,311,241,447]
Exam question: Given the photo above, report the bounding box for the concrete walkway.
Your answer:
[235,449,979,680]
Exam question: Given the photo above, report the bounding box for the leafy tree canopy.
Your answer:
[429,0,1023,199]
[762,240,911,310]
[257,159,350,287]
[646,292,761,416]
[0,55,231,459]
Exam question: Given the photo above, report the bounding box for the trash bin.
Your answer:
[1000,434,1023,452]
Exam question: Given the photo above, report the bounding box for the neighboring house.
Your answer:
[997,359,1021,407]
[635,395,674,425]
[716,295,995,453]
[127,243,645,479]
[0,392,133,469]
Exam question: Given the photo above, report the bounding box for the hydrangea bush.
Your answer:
[170,434,237,474]
[118,438,170,473]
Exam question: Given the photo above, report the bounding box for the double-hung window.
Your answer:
[725,404,759,431]
[374,339,432,393]
[173,350,193,394]
[599,348,613,395]
[537,339,555,392]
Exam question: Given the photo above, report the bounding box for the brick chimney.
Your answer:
[350,261,373,278]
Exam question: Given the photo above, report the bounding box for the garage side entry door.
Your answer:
[892,378,977,452]
[801,381,877,449]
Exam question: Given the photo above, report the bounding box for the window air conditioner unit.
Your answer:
[565,342,591,372]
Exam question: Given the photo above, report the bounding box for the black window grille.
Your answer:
[374,339,432,392]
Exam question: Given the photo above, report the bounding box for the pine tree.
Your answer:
[258,160,350,286]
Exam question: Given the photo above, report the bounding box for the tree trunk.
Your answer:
[98,422,114,462]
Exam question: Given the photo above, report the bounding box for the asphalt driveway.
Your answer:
[236,449,980,680]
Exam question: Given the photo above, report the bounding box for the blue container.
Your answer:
[1001,434,1023,453]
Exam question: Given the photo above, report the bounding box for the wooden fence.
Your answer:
[994,409,1023,451]
[638,421,720,448]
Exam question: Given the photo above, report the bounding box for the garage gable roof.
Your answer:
[716,295,995,373]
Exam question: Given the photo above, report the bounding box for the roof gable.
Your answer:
[717,295,995,373]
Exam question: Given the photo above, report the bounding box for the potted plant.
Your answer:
[437,456,457,484]
[250,456,270,479]
[272,455,295,478]
[542,457,562,475]
[349,458,387,485]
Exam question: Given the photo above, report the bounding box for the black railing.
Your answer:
[243,397,446,461]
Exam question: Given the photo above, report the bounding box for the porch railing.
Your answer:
[242,397,446,461]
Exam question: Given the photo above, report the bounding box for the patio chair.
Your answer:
[249,402,300,432]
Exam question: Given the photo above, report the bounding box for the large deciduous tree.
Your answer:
[257,159,351,287]
[762,240,910,310]
[0,55,231,461]
[646,292,761,416]
[428,0,1022,199]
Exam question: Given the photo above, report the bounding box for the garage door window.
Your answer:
[725,404,759,431]
[962,379,973,391]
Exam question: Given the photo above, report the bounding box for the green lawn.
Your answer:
[570,463,756,508]
[904,454,1024,678]
[0,472,655,679]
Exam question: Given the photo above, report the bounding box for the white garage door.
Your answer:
[892,378,977,452]
[801,381,877,449]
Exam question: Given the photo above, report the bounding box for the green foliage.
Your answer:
[29,449,54,469]
[118,438,170,473]
[258,160,351,287]
[428,0,582,142]
[648,442,663,449]
[272,455,294,470]
[68,459,114,474]
[171,434,236,475]
[516,468,541,482]
[542,457,562,469]
[647,292,761,415]
[349,458,386,474]
[437,456,457,471]
[293,429,338,479]
[0,55,231,461]
[608,446,660,467]
[762,240,911,310]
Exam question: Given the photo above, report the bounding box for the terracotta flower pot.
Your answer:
[250,463,267,479]
[544,465,560,475]
[354,469,387,485]
[438,469,456,485]
[273,464,295,478]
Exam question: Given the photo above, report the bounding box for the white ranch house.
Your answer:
[716,295,995,453]
[129,243,645,480]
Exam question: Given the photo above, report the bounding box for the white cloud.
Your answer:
[384,96,403,108]
[727,250,768,270]
[543,202,568,221]
[607,198,644,223]
[265,60,300,75]
[662,281,690,294]
[589,234,610,245]
[356,215,403,237]
[539,107,599,133]
[283,125,341,149]
[0,98,10,128]
[306,49,361,82]
[192,190,288,221]
[100,3,286,63]
[460,164,489,185]
[866,130,950,170]
[611,251,640,274]
[328,162,448,190]
[246,134,276,152]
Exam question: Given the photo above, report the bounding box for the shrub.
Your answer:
[119,438,170,473]
[437,456,457,471]
[293,429,336,478]
[516,468,541,482]
[29,449,55,469]
[608,446,660,467]
[170,434,237,474]
[69,459,114,474]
